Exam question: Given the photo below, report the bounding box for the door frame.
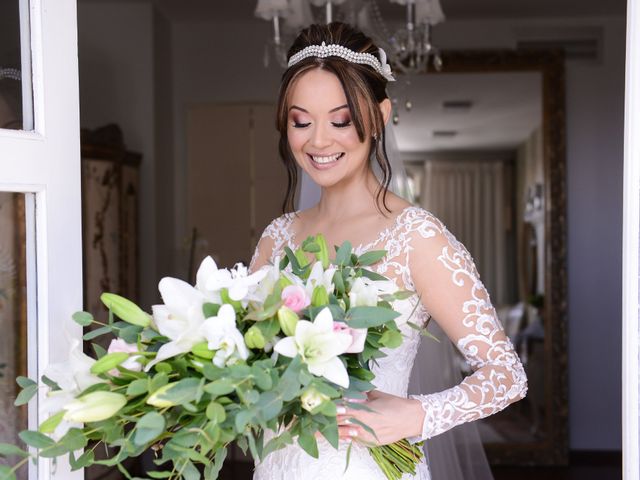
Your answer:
[622,0,640,478]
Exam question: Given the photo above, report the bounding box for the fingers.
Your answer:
[338,425,361,440]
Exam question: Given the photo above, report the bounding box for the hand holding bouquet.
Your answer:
[1,235,424,480]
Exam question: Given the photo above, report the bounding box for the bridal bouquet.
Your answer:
[0,235,423,480]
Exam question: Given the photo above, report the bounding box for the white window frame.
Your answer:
[0,0,82,478]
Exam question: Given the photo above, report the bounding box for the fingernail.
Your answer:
[337,406,346,415]
[349,429,358,437]
[344,418,352,424]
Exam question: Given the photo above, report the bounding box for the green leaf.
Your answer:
[276,356,302,401]
[59,428,87,452]
[345,306,400,329]
[360,269,388,281]
[134,411,165,446]
[205,446,227,479]
[92,343,108,359]
[16,376,36,389]
[252,366,273,391]
[155,378,201,406]
[333,271,345,295]
[204,378,235,396]
[335,241,353,266]
[0,443,29,458]
[18,430,54,449]
[69,449,95,470]
[40,375,60,391]
[379,329,403,349]
[297,430,319,458]
[72,311,94,326]
[147,471,173,479]
[126,378,148,397]
[256,392,282,422]
[39,410,65,434]
[262,431,292,459]
[319,420,339,449]
[90,352,130,375]
[14,385,37,406]
[203,302,221,318]
[205,402,227,424]
[234,409,254,432]
[83,325,112,341]
[357,250,387,266]
[0,465,16,480]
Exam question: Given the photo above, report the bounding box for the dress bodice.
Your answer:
[250,206,527,479]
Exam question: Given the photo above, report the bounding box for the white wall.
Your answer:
[77,2,158,308]
[171,18,282,277]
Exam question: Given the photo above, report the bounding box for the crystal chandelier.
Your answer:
[254,0,445,75]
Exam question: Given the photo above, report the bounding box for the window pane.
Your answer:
[0,0,33,131]
[0,192,28,480]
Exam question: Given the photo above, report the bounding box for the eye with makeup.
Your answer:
[331,119,352,128]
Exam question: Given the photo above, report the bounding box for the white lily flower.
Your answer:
[248,260,281,304]
[205,261,268,302]
[41,338,103,438]
[305,262,336,297]
[348,277,380,307]
[146,277,207,370]
[196,256,223,303]
[200,304,249,367]
[274,307,352,388]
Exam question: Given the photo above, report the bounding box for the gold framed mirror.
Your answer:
[396,49,567,465]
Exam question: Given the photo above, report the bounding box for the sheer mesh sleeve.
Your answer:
[407,211,528,440]
[249,214,293,273]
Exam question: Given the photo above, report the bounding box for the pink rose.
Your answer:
[333,323,367,354]
[107,338,143,375]
[281,285,310,313]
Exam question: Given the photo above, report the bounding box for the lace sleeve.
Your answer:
[407,211,528,440]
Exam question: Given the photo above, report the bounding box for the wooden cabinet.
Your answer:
[81,124,140,316]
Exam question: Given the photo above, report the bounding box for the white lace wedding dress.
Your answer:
[250,206,528,480]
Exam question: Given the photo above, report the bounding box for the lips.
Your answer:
[308,152,344,166]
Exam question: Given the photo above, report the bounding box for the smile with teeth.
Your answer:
[309,152,344,164]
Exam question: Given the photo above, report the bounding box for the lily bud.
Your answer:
[315,234,330,269]
[277,306,299,337]
[311,285,329,307]
[63,391,126,423]
[147,382,178,408]
[294,248,310,269]
[300,387,330,413]
[90,352,130,375]
[100,293,151,328]
[244,326,266,349]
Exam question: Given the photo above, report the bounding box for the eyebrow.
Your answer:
[289,104,349,114]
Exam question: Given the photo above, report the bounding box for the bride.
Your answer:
[249,22,527,480]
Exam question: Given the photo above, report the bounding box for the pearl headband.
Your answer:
[287,41,396,82]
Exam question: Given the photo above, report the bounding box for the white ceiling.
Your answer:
[390,72,541,153]
[82,0,626,23]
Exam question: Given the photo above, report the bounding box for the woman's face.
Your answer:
[286,68,371,189]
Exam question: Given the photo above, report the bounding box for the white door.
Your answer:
[0,0,82,479]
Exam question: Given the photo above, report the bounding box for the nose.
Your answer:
[309,122,332,150]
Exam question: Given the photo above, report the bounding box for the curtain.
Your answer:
[421,159,511,307]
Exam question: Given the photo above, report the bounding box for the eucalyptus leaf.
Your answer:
[345,306,400,329]
[72,311,94,326]
[0,443,29,458]
[357,250,387,266]
[14,385,37,406]
[134,412,165,446]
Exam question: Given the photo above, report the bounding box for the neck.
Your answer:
[315,168,383,221]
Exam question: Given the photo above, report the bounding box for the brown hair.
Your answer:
[276,22,393,214]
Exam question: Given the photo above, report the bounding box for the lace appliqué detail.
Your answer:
[405,212,528,440]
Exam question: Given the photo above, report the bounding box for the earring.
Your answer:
[372,132,378,141]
